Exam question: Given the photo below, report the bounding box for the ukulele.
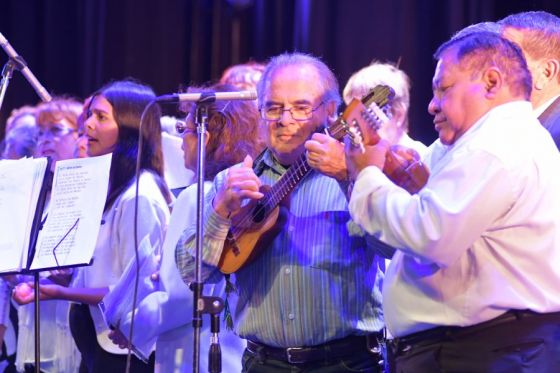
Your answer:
[217,85,394,274]
[344,96,429,194]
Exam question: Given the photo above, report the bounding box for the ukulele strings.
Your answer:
[229,90,388,240]
[228,154,311,239]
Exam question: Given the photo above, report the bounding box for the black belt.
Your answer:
[390,309,560,356]
[247,333,383,364]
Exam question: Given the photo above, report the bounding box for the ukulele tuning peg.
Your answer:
[366,108,380,120]
[347,125,365,153]
[362,111,376,125]
[383,105,393,120]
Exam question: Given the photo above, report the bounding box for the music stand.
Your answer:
[2,154,111,373]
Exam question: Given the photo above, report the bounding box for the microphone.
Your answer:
[0,32,52,102]
[156,90,257,103]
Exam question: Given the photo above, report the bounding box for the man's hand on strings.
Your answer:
[305,133,348,181]
[213,155,263,219]
[345,137,391,181]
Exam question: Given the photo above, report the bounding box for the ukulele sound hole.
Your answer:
[252,201,266,223]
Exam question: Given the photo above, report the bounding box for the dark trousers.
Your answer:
[241,335,384,373]
[391,310,560,373]
[242,348,382,372]
[69,303,154,373]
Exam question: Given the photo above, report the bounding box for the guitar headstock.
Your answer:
[341,85,395,151]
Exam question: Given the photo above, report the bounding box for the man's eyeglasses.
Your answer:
[260,101,324,122]
[37,125,76,139]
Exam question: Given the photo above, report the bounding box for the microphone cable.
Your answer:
[125,98,158,373]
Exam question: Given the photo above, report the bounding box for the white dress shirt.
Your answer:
[349,101,560,337]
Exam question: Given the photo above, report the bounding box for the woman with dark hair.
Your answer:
[14,80,171,372]
[87,80,171,210]
[103,83,264,372]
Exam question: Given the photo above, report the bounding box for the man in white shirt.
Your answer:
[499,11,560,150]
[345,31,560,372]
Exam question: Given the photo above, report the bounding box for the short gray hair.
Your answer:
[498,11,560,62]
[257,52,341,108]
[343,61,411,130]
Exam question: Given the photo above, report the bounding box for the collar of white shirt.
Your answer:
[534,94,560,117]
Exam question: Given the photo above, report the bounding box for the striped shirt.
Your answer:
[0,278,9,326]
[176,150,385,347]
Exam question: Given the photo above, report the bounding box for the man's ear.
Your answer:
[204,131,211,146]
[535,58,560,90]
[483,67,503,99]
[326,101,338,120]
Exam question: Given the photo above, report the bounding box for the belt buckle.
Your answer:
[285,347,305,364]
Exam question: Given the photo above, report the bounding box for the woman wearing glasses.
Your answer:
[8,98,83,373]
[34,99,83,167]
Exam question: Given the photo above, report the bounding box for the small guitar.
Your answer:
[217,85,394,274]
[344,96,429,194]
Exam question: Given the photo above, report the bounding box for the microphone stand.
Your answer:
[0,32,52,102]
[0,58,16,113]
[208,309,224,373]
[0,34,52,373]
[191,94,225,373]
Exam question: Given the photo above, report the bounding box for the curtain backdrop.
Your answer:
[1,0,559,144]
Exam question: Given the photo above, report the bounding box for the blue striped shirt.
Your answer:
[0,278,10,326]
[176,150,384,347]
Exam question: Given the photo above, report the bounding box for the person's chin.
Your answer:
[438,134,454,146]
[87,145,102,157]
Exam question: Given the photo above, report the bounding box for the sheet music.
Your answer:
[30,154,112,270]
[0,158,47,273]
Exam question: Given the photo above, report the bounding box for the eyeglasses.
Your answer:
[260,101,324,121]
[37,125,76,139]
[175,120,197,135]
